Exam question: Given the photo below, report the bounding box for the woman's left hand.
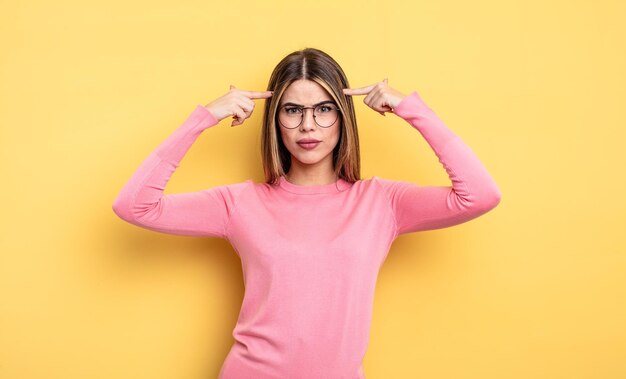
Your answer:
[343,79,406,116]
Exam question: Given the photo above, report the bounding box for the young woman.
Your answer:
[112,47,501,379]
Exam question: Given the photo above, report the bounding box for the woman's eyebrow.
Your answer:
[280,100,336,107]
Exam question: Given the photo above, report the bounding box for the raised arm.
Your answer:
[112,87,272,238]
[374,90,502,236]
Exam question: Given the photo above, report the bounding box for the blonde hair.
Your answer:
[260,48,360,185]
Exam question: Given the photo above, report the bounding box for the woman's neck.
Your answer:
[285,170,338,186]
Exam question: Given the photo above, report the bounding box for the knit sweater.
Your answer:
[112,91,501,378]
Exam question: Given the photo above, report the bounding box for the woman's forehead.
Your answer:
[280,79,332,105]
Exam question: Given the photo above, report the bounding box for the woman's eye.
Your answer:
[319,106,331,112]
[285,107,301,114]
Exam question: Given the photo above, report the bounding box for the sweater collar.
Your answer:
[278,175,351,195]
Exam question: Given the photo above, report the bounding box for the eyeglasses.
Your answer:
[277,101,341,129]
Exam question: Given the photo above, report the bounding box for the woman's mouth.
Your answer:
[297,141,321,150]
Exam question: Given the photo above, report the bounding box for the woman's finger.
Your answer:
[235,96,255,113]
[363,84,380,106]
[370,91,388,115]
[242,90,273,99]
[373,90,393,110]
[230,84,273,99]
[369,91,386,115]
[343,83,377,96]
[231,107,246,127]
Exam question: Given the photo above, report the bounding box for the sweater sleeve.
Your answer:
[373,91,502,237]
[111,104,249,239]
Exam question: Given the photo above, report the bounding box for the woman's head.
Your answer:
[261,47,360,184]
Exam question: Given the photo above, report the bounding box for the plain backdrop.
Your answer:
[1,0,624,378]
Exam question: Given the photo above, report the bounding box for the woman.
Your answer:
[112,47,501,378]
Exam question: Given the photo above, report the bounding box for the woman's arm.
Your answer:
[374,91,502,237]
[111,105,248,238]
[112,88,272,238]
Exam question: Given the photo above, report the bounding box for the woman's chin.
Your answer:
[294,158,322,166]
[291,153,329,166]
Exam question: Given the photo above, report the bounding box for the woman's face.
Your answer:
[278,79,341,171]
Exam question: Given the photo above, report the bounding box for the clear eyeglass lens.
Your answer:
[279,104,339,128]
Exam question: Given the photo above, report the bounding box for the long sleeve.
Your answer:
[374,91,502,237]
[111,104,249,239]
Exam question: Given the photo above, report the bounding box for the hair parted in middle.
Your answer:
[260,47,361,185]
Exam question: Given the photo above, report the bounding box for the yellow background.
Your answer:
[1,0,624,378]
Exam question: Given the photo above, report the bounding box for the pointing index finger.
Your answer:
[241,90,274,99]
[343,83,376,96]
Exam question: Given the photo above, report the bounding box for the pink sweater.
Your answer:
[112,91,501,378]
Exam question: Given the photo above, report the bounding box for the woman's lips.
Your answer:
[297,141,321,150]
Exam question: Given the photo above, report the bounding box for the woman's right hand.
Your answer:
[204,85,273,127]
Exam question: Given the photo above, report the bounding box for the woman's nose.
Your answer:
[300,108,317,130]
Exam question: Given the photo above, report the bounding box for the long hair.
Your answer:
[261,48,360,185]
